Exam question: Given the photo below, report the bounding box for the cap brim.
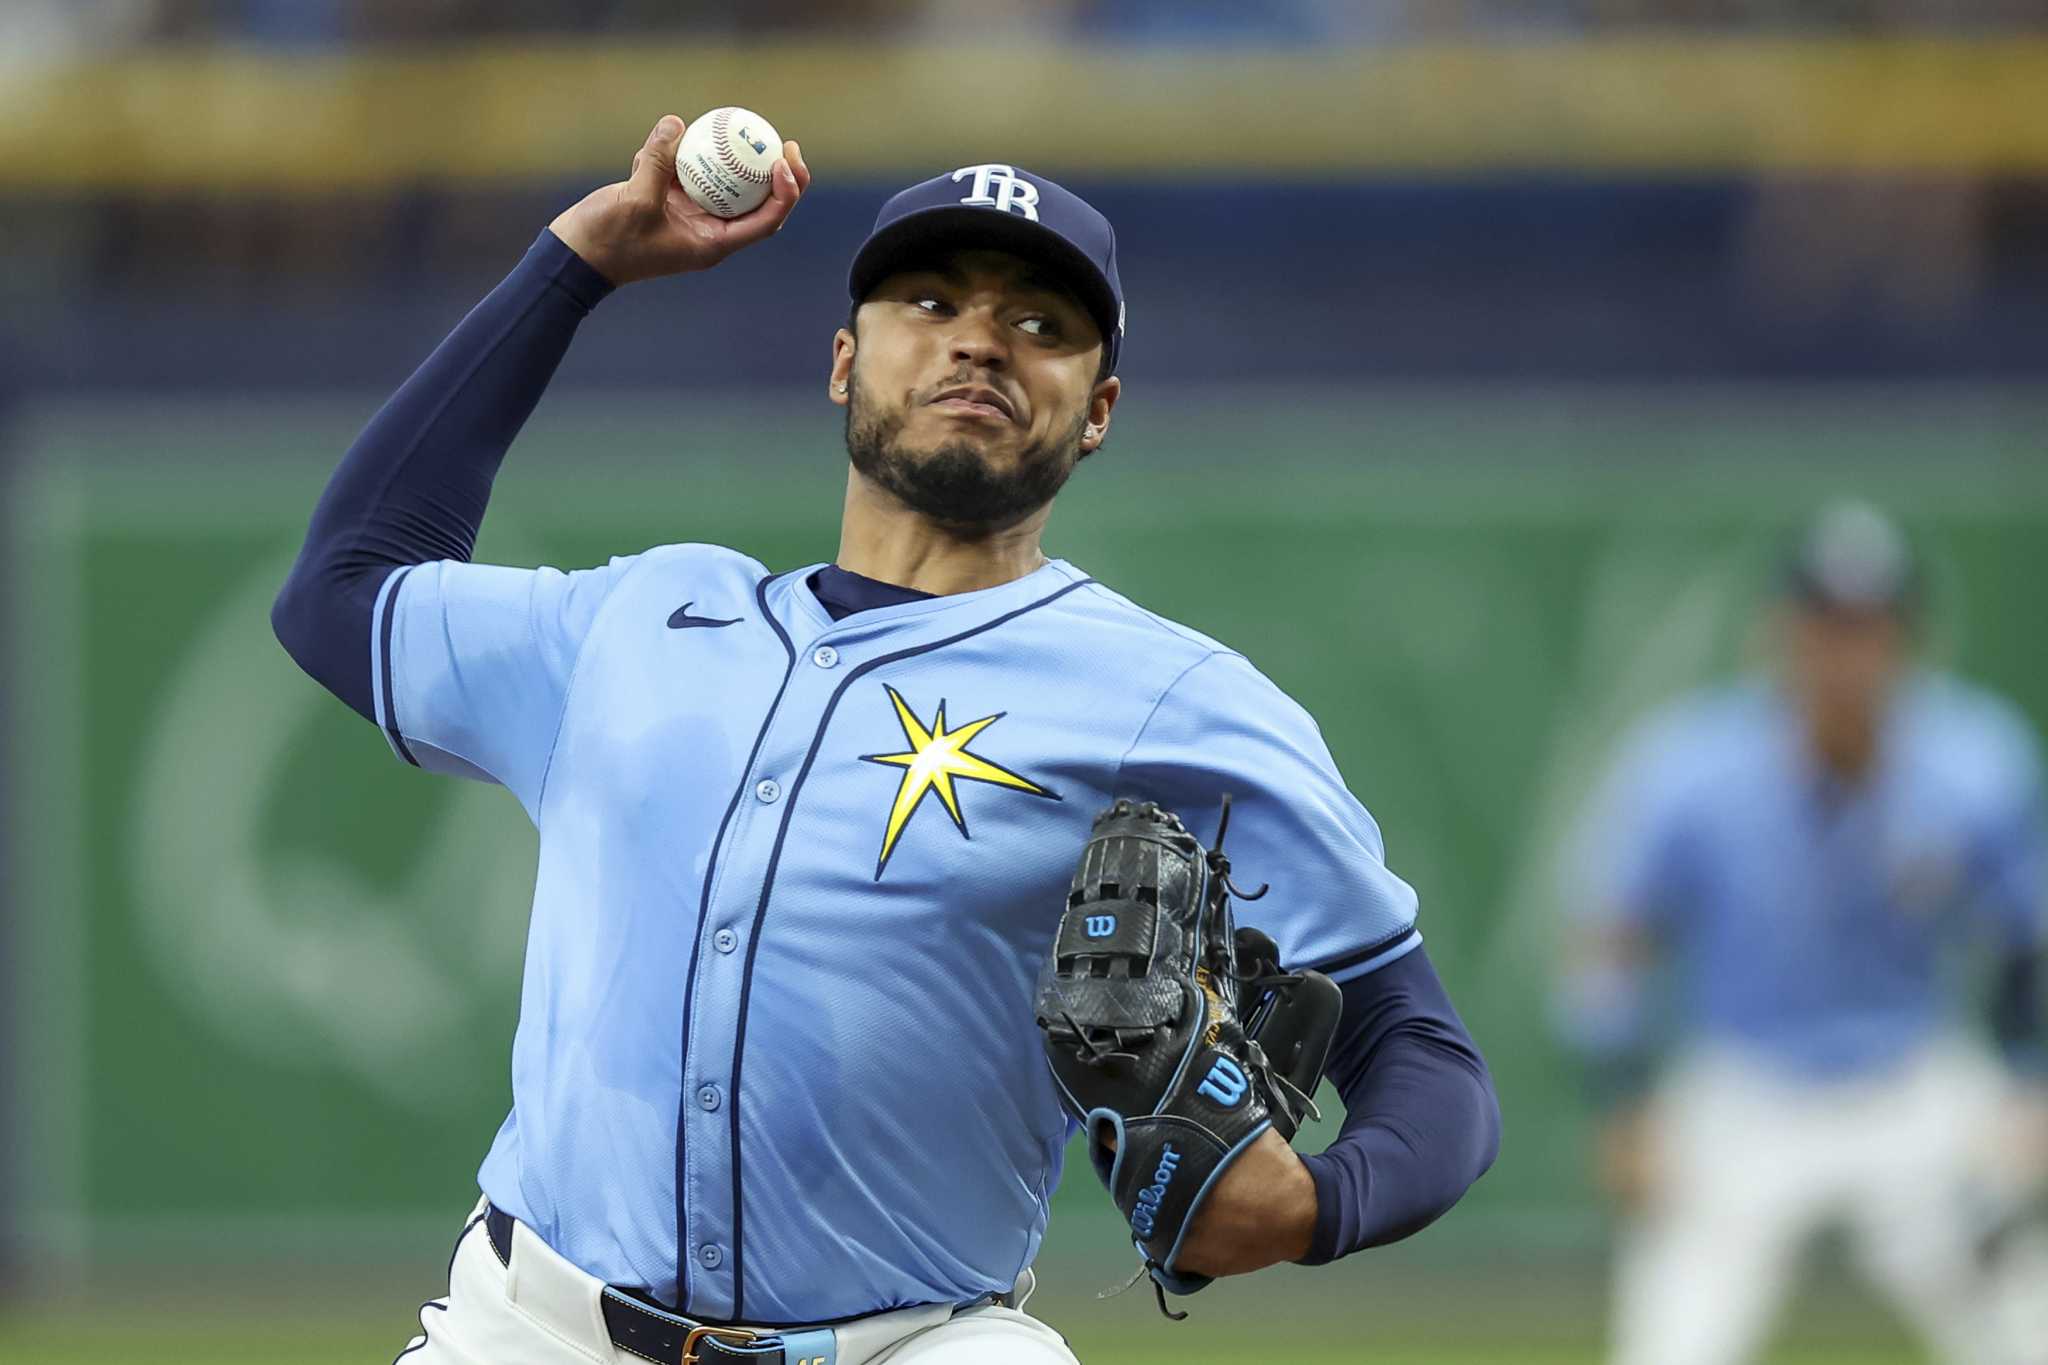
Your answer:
[848,205,1118,369]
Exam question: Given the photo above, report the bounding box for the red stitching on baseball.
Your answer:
[682,158,738,214]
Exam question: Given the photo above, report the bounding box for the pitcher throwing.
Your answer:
[274,113,1501,1364]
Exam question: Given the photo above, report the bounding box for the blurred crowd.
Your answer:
[5,0,2043,393]
[7,0,2046,54]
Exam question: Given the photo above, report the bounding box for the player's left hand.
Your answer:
[1037,799,1340,1306]
[1169,1129,1318,1276]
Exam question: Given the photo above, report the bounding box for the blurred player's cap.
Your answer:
[849,163,1124,374]
[1781,500,1921,616]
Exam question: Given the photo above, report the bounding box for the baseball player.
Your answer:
[1560,502,2048,1365]
[274,115,1501,1364]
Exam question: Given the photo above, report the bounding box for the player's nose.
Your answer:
[946,309,1010,370]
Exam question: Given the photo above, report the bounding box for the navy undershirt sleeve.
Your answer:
[1295,945,1501,1263]
[271,230,614,720]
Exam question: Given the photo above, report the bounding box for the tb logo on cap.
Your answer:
[952,164,1039,221]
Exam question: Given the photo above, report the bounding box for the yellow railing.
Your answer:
[3,37,2045,191]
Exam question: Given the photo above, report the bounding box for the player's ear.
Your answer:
[829,327,855,408]
[1079,374,1120,456]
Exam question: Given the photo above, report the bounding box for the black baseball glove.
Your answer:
[1033,796,1342,1315]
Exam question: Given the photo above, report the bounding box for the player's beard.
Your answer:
[844,375,1088,536]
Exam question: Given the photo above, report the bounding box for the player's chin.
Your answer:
[902,418,1024,462]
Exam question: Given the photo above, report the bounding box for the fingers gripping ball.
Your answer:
[1034,798,1340,1315]
[676,106,782,218]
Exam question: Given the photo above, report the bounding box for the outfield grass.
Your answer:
[0,1310,1924,1364]
[0,1324,1923,1365]
[0,1256,1930,1363]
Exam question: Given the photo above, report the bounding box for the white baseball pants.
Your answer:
[1610,1042,2048,1365]
[395,1200,1080,1365]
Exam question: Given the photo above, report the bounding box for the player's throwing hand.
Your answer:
[547,114,810,285]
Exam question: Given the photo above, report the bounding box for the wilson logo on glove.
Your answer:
[1196,1057,1249,1108]
[1129,1144,1182,1238]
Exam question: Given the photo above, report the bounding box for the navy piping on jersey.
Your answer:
[1306,923,1420,979]
[723,574,1095,1319]
[675,569,798,1308]
[388,1201,483,1360]
[378,566,420,767]
[391,1301,448,1363]
[452,1206,489,1276]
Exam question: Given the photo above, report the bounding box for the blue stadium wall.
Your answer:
[9,177,2048,395]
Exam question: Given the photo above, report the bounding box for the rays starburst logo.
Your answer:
[859,685,1060,879]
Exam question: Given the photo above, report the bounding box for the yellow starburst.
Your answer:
[860,684,1060,879]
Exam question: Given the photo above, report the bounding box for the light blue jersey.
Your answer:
[368,547,1418,1321]
[1573,675,2045,1079]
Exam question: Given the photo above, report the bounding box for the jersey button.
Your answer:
[713,928,737,954]
[812,645,839,669]
[754,778,780,804]
[696,1085,722,1112]
[698,1244,723,1270]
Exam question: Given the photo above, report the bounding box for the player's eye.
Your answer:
[1016,316,1059,338]
[913,296,953,316]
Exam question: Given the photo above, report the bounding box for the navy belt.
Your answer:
[484,1203,831,1365]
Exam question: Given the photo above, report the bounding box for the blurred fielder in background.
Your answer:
[1561,501,2048,1365]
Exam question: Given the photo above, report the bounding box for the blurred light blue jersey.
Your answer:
[1571,676,2045,1079]
[369,547,1419,1321]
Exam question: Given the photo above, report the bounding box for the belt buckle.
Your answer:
[681,1323,759,1363]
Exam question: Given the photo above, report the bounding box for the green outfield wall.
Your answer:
[10,386,2048,1277]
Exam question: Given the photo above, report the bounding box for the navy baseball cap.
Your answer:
[848,163,1124,374]
[1780,500,1921,617]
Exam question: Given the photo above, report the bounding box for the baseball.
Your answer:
[675,106,783,219]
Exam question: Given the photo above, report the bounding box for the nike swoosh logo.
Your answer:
[667,602,742,630]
